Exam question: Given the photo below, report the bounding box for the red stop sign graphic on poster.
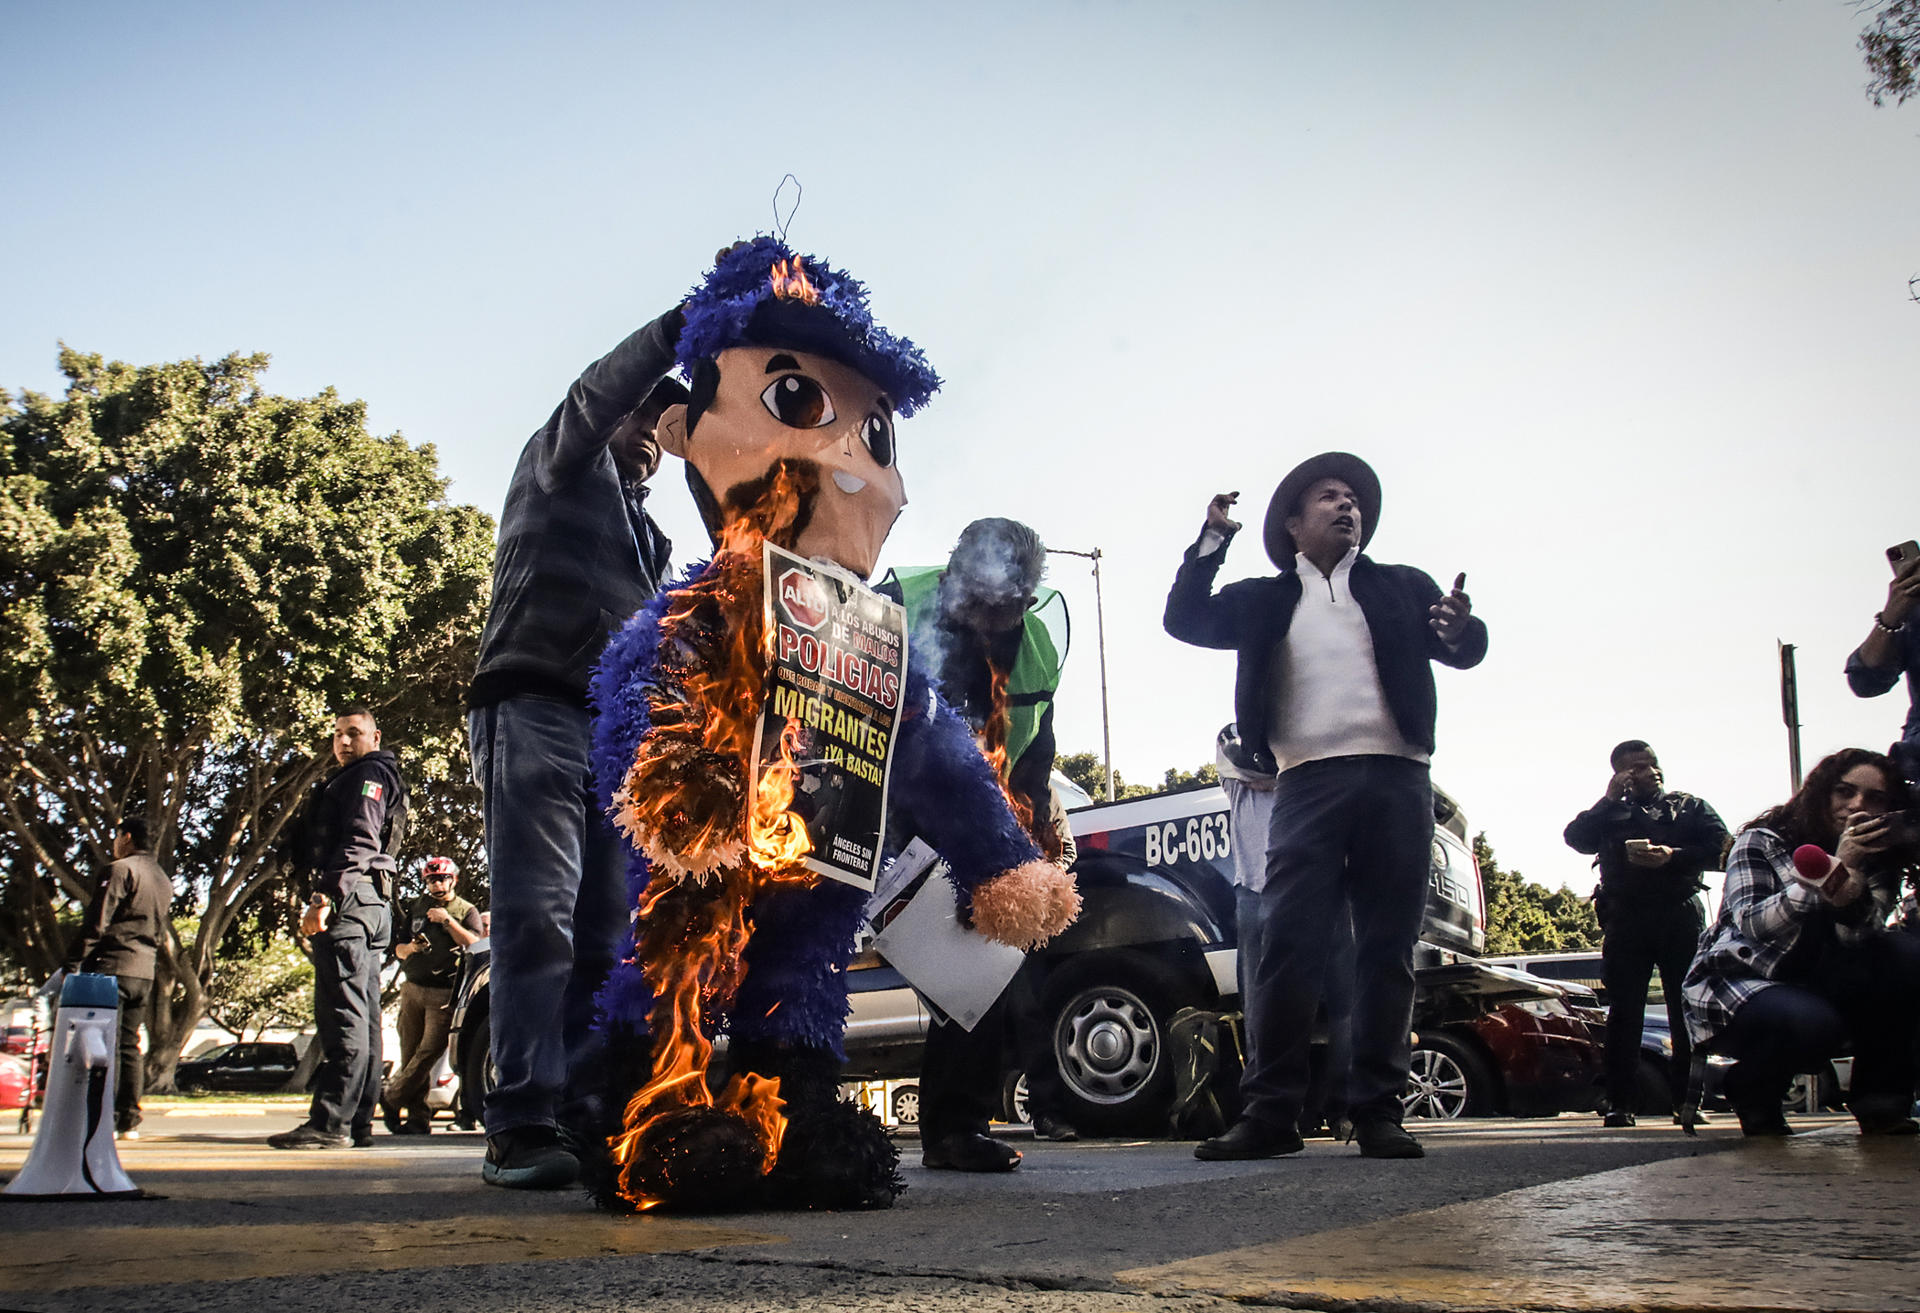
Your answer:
[779,568,829,630]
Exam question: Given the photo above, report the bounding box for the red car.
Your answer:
[0,1052,30,1110]
[1405,982,1606,1119]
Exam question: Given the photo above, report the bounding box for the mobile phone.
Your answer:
[1888,540,1920,573]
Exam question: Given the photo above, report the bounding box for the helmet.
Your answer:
[422,856,459,881]
[1213,723,1276,785]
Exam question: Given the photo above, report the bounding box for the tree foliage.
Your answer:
[201,926,314,1043]
[1055,750,1215,802]
[0,347,493,1086]
[1861,0,1920,106]
[1476,833,1601,956]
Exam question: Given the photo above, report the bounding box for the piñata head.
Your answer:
[656,236,942,579]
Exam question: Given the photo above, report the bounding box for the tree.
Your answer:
[1160,762,1218,790]
[0,347,493,1089]
[202,929,314,1043]
[1861,0,1920,106]
[1055,751,1218,803]
[1476,833,1601,956]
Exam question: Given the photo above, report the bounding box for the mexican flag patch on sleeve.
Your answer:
[362,781,384,801]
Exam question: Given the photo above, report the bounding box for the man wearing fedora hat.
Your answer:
[1164,452,1486,1160]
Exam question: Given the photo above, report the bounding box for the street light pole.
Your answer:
[1050,547,1114,801]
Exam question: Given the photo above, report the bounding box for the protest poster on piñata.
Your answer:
[755,542,908,891]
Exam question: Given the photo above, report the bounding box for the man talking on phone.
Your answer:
[1564,741,1728,1127]
[1166,452,1486,1161]
[1846,540,1920,788]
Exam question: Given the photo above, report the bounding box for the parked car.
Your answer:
[844,777,1601,1130]
[1485,949,1746,1114]
[174,1041,301,1094]
[0,1052,31,1110]
[448,779,1602,1132]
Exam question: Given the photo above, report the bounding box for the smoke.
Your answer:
[913,518,1046,675]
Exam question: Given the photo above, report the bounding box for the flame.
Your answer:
[769,256,820,306]
[607,463,824,1211]
[977,666,1060,860]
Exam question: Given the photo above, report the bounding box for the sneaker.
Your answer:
[115,1127,140,1141]
[395,1119,432,1136]
[1602,1110,1636,1128]
[1352,1116,1424,1159]
[1193,1119,1305,1161]
[380,1100,403,1135]
[269,1124,350,1150]
[1031,1114,1078,1143]
[351,1128,375,1148]
[482,1126,580,1189]
[922,1131,1021,1171]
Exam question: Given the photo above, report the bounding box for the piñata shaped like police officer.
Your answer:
[585,238,1079,1213]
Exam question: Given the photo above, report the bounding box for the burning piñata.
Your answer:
[583,238,1080,1213]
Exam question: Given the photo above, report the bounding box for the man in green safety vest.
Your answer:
[880,517,1080,1171]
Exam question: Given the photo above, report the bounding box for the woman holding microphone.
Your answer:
[1683,748,1920,1136]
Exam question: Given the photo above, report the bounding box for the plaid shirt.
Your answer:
[1682,827,1903,1047]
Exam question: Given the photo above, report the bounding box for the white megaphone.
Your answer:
[3,973,141,1200]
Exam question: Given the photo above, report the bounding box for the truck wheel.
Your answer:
[1404,1033,1492,1119]
[1046,953,1193,1136]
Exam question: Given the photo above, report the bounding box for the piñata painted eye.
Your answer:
[761,375,835,429]
[860,413,895,467]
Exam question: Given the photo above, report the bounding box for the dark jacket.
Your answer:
[1845,629,1920,781]
[294,749,406,903]
[1162,527,1488,772]
[1564,790,1730,919]
[69,852,173,980]
[468,310,679,708]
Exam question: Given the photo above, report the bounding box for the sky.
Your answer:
[4,2,1916,897]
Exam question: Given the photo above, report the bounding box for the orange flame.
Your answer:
[977,667,1061,862]
[769,256,820,306]
[607,464,824,1211]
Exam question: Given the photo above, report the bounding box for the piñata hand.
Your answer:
[969,860,1082,951]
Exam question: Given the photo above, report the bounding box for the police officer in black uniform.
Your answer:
[270,704,407,1149]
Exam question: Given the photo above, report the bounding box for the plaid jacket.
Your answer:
[1682,827,1903,1046]
[469,311,679,708]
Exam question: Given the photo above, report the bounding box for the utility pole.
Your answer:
[1779,640,1803,793]
[1049,547,1114,801]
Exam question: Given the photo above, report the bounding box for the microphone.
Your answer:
[1791,845,1846,897]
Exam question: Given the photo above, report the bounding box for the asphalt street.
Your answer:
[3,1104,1915,1313]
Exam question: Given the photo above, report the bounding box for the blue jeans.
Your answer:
[1240,755,1431,1129]
[469,698,630,1136]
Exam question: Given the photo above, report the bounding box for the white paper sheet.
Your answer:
[871,873,1026,1032]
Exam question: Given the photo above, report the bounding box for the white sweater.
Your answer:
[1266,548,1428,775]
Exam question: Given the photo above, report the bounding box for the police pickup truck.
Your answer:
[842,777,1599,1132]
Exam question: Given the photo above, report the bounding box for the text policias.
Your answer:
[776,625,902,709]
[771,685,892,761]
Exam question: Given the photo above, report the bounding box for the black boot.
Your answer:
[1351,1112,1424,1159]
[732,1041,904,1210]
[1193,1118,1305,1160]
